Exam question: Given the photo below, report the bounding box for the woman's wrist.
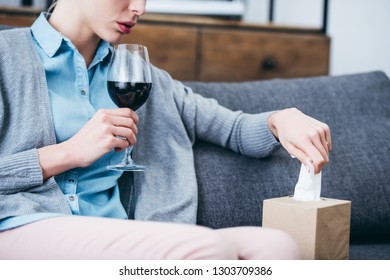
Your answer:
[37,142,78,180]
[267,110,281,140]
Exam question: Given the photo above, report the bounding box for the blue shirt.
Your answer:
[0,13,127,231]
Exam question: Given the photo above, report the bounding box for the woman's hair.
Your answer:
[47,0,58,13]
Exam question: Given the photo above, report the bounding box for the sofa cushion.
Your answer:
[185,71,390,242]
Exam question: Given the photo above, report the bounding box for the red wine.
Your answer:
[107,81,152,111]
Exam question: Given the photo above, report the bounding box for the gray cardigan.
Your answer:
[0,28,279,225]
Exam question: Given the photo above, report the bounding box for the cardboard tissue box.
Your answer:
[262,196,351,260]
[262,162,351,260]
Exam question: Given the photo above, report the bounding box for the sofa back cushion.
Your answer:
[185,71,390,241]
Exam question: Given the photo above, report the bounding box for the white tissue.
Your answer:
[293,161,322,201]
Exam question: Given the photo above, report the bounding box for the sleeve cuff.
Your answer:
[0,149,43,193]
[238,111,281,158]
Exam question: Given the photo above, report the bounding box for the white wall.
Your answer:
[244,0,390,78]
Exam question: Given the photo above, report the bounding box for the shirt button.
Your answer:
[67,178,75,183]
[80,89,86,95]
[68,195,76,201]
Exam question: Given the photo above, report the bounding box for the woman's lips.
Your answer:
[117,22,135,34]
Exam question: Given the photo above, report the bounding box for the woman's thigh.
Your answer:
[0,216,234,260]
[0,216,300,260]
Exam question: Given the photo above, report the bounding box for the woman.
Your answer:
[0,0,331,259]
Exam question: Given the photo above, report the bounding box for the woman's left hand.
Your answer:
[267,108,332,174]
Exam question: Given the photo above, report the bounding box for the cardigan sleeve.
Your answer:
[0,28,51,195]
[172,79,280,158]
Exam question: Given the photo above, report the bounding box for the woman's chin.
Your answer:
[104,32,125,45]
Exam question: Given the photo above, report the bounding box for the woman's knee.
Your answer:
[216,226,300,260]
[176,226,236,260]
[267,229,301,259]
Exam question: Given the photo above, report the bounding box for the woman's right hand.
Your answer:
[38,108,138,180]
[267,108,331,174]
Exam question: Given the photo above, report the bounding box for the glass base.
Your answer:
[107,163,146,172]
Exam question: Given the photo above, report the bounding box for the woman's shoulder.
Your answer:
[0,26,30,41]
[0,27,31,54]
[0,24,14,31]
[150,64,171,81]
[0,25,29,33]
[150,64,186,91]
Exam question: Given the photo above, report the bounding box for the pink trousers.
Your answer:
[0,216,300,260]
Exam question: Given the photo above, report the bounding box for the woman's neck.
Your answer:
[48,3,100,67]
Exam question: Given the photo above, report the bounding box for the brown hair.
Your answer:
[47,0,58,13]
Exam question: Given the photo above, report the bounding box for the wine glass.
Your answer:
[106,44,152,171]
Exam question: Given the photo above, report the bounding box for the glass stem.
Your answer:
[122,146,134,165]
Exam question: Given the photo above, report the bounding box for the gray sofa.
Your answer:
[184,71,390,260]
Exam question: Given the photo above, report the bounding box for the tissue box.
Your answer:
[262,196,351,260]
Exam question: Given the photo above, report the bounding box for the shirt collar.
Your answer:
[31,12,112,64]
[31,13,64,58]
[89,40,112,69]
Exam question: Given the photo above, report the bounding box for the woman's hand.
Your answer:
[267,108,332,174]
[38,108,138,180]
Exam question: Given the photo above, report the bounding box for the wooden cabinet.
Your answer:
[0,8,330,82]
[0,13,35,26]
[0,6,38,26]
[122,24,198,81]
[127,15,330,82]
[200,29,329,82]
